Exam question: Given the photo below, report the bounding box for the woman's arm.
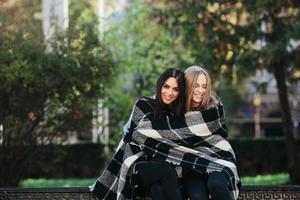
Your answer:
[216,102,228,138]
[123,97,154,142]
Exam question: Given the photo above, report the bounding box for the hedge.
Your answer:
[230,138,297,176]
[23,143,108,179]
[2,138,299,179]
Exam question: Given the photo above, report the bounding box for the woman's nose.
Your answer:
[195,87,201,93]
[200,88,205,93]
[167,89,173,96]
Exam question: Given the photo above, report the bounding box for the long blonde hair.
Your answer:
[184,65,217,112]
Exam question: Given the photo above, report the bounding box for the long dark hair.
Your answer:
[154,68,186,119]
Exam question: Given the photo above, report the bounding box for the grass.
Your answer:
[241,172,290,185]
[20,173,290,187]
[21,178,96,187]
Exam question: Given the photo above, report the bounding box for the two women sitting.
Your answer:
[91,66,240,200]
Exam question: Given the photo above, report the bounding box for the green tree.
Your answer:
[148,0,300,183]
[103,1,195,143]
[0,0,114,186]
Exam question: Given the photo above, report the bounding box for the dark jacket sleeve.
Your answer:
[123,97,154,142]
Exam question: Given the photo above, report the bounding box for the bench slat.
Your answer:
[1,186,300,200]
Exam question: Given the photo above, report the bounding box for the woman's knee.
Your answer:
[188,190,209,200]
[184,172,209,200]
[159,163,177,179]
[207,172,227,191]
[150,183,164,195]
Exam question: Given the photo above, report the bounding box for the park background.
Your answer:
[0,0,300,188]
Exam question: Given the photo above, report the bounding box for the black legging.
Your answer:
[134,162,182,200]
[183,170,234,200]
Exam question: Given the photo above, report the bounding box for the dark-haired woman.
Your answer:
[90,68,185,200]
[129,68,185,200]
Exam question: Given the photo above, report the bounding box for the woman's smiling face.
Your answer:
[192,74,207,107]
[160,77,179,105]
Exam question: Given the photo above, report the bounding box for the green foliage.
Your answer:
[0,0,113,142]
[105,1,195,90]
[0,1,114,186]
[148,0,300,97]
[103,1,195,144]
[0,31,113,144]
[69,0,99,43]
[104,87,133,147]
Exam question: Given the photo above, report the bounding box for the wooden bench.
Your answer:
[1,185,300,199]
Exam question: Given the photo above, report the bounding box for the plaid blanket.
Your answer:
[90,97,240,200]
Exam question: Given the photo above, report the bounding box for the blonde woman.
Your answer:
[182,65,239,200]
[184,65,218,112]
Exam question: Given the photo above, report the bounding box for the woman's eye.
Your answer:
[163,84,169,88]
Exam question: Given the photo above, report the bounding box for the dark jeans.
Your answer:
[133,162,182,200]
[183,170,234,200]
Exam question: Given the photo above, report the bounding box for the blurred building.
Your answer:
[233,67,300,138]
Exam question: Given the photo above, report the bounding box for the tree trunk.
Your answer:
[268,11,300,184]
[273,64,300,184]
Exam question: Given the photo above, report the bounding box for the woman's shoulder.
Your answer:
[134,96,156,112]
[207,97,226,117]
[136,96,155,104]
[207,96,221,109]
